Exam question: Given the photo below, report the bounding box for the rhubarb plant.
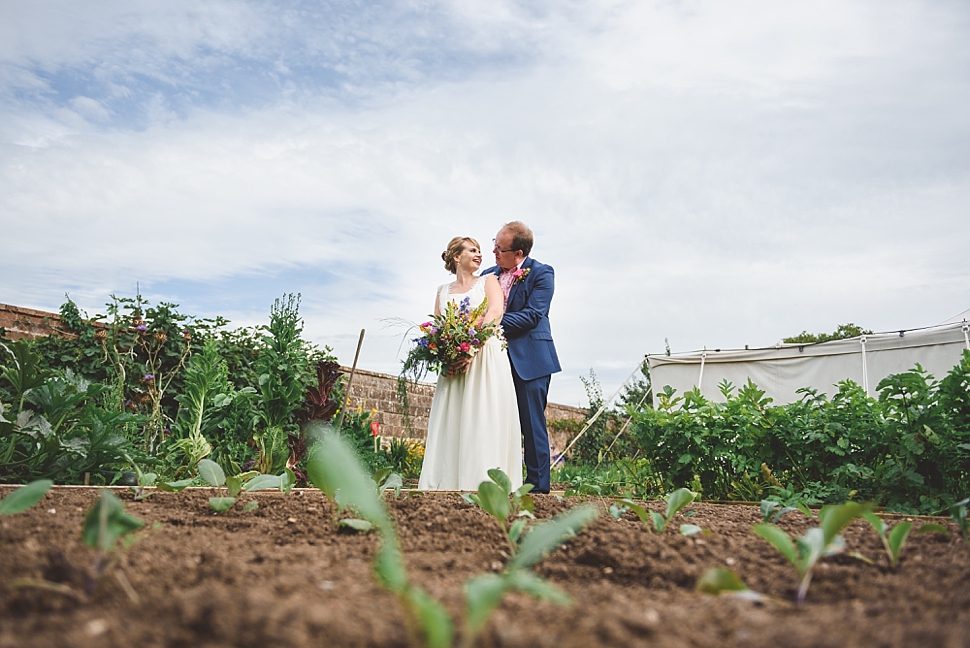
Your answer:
[753,501,869,605]
[307,425,598,648]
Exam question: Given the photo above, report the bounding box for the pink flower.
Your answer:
[459,342,471,353]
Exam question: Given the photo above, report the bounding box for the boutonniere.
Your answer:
[511,267,530,285]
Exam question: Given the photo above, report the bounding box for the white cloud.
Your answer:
[1,0,969,406]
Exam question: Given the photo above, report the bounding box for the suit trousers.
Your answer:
[511,364,551,493]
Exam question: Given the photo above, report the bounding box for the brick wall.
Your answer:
[0,303,76,340]
[0,302,588,442]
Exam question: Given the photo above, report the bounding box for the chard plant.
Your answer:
[613,487,698,534]
[753,501,869,605]
[307,426,598,648]
[462,469,535,556]
[10,489,152,602]
[0,479,54,515]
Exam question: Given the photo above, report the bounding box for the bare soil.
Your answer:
[1,486,968,648]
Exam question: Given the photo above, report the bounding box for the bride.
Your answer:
[417,236,523,491]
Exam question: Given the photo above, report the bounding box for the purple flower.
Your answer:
[142,373,155,383]
[460,297,471,314]
[136,323,148,332]
[468,328,476,337]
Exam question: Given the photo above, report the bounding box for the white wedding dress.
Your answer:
[418,276,523,491]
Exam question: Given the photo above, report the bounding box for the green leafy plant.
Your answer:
[613,487,698,534]
[0,479,53,515]
[761,499,813,524]
[306,425,598,648]
[195,457,291,512]
[9,489,151,601]
[753,501,869,605]
[462,469,535,556]
[695,567,759,600]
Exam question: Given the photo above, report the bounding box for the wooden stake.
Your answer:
[335,328,366,430]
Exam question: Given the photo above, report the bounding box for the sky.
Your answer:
[2,1,969,407]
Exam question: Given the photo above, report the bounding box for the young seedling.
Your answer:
[196,458,290,512]
[859,511,948,568]
[462,469,535,556]
[306,425,598,648]
[9,489,150,602]
[753,501,869,605]
[614,487,698,534]
[761,499,812,524]
[0,479,53,516]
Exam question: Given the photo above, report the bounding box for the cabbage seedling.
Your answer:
[197,458,285,512]
[9,489,150,602]
[615,487,698,533]
[0,479,53,516]
[462,469,535,556]
[861,512,918,569]
[753,501,869,605]
[307,425,598,648]
[760,499,812,524]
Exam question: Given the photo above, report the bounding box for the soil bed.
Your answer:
[1,486,968,648]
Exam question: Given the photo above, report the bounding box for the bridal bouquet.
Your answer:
[401,296,501,381]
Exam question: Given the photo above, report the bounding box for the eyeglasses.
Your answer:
[492,239,516,254]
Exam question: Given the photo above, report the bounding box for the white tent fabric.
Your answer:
[648,320,970,407]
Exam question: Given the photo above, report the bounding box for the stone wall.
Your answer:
[0,302,588,442]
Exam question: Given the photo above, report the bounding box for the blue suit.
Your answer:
[483,257,561,492]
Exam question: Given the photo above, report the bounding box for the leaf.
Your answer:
[82,490,144,551]
[157,478,194,492]
[664,488,697,520]
[680,524,703,536]
[242,501,259,512]
[887,521,914,564]
[818,501,869,546]
[208,497,236,512]
[752,523,798,566]
[510,504,599,571]
[487,469,513,496]
[917,523,948,536]
[608,502,628,519]
[375,544,408,594]
[339,518,374,532]
[460,493,477,505]
[197,458,226,488]
[138,472,158,487]
[477,481,511,527]
[696,567,748,594]
[649,510,666,532]
[509,518,528,545]
[507,570,572,605]
[226,475,243,497]
[243,474,282,493]
[406,586,454,648]
[515,483,535,497]
[760,500,779,522]
[0,480,53,516]
[305,426,391,532]
[796,502,814,518]
[861,511,887,536]
[464,574,508,636]
[379,473,403,496]
[617,499,651,526]
[281,468,296,494]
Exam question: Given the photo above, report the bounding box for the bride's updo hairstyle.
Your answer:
[442,236,480,274]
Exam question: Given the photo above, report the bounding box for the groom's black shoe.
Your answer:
[533,488,550,494]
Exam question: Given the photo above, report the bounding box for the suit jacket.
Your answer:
[483,257,562,382]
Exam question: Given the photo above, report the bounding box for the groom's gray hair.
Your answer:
[502,221,534,256]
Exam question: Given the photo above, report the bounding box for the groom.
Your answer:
[484,221,561,494]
